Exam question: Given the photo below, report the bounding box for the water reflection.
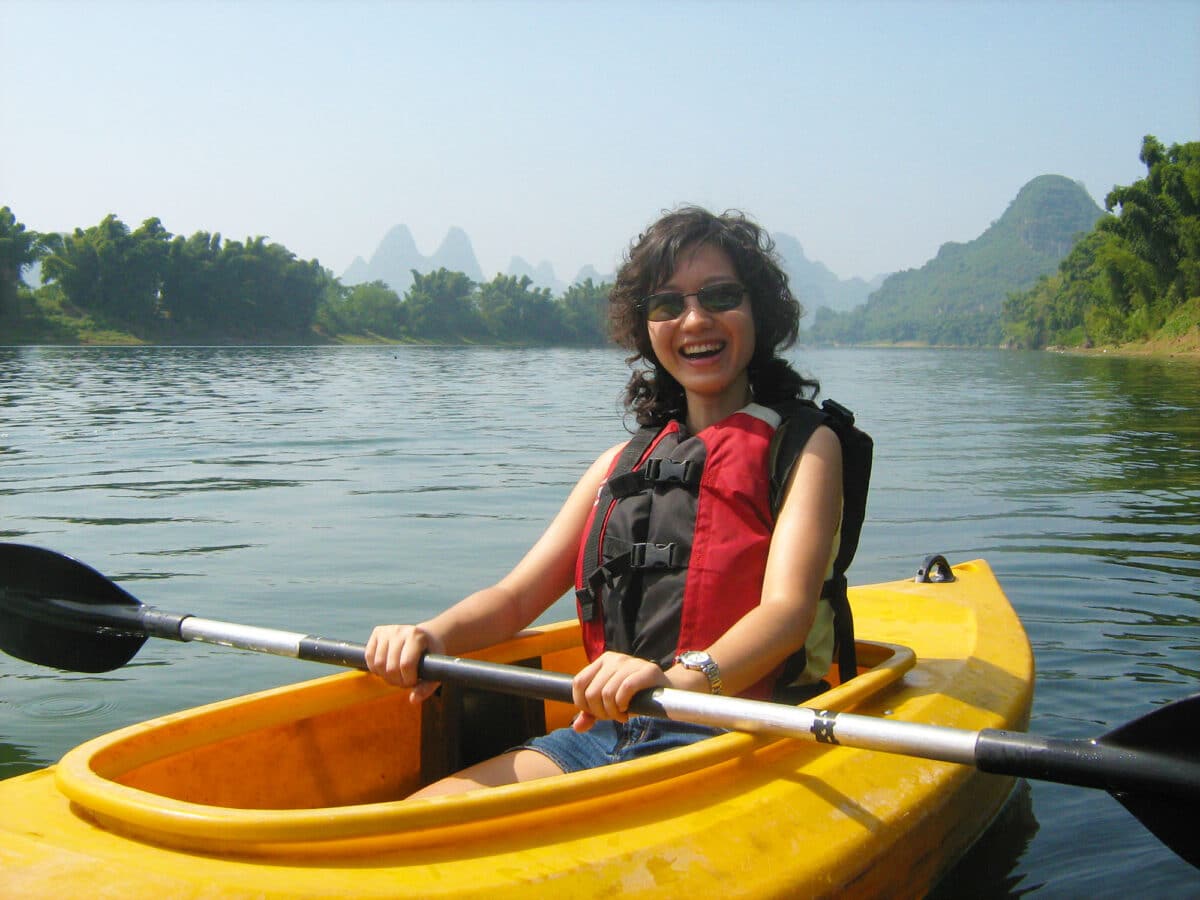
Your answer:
[929,781,1041,899]
[0,740,44,780]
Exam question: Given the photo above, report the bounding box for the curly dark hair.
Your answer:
[609,206,818,426]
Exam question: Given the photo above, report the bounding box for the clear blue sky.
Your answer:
[2,0,1197,283]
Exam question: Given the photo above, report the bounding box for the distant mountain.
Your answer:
[506,256,565,294]
[572,264,615,287]
[430,227,484,283]
[341,256,371,285]
[771,232,884,325]
[342,225,484,295]
[808,175,1104,346]
[343,225,864,303]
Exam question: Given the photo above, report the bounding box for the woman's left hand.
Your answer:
[570,651,669,732]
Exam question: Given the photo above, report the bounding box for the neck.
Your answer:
[684,380,753,432]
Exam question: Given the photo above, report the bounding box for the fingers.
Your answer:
[364,624,444,698]
[571,710,597,733]
[572,652,667,723]
[408,679,442,704]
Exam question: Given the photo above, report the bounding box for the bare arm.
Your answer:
[366,443,624,697]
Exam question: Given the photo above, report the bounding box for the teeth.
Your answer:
[682,342,723,357]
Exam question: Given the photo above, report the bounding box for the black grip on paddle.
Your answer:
[976,729,1200,799]
[419,654,576,705]
[136,606,191,641]
[976,730,1092,783]
[298,636,369,670]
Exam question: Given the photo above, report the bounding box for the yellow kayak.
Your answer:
[0,558,1033,898]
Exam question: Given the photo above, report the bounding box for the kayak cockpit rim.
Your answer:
[55,635,915,851]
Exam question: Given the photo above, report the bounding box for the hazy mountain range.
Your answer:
[340,225,882,319]
[808,174,1105,346]
[341,173,1100,346]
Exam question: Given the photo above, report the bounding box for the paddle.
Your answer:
[1,542,1197,868]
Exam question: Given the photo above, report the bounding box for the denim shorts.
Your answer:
[520,717,724,774]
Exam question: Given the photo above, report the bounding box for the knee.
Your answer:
[407,749,562,799]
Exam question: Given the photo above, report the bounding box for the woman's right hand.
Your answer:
[365,624,445,702]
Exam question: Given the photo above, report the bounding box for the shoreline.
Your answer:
[1055,332,1200,360]
[7,332,1198,359]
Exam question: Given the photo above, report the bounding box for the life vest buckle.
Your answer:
[630,542,680,570]
[644,457,699,488]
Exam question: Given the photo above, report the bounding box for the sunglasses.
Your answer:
[640,282,747,322]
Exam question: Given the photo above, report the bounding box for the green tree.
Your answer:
[1003,136,1200,347]
[475,273,558,341]
[40,214,169,325]
[191,235,327,339]
[1002,228,1112,347]
[17,209,333,342]
[317,280,405,337]
[1102,136,1200,312]
[124,217,171,322]
[0,207,58,316]
[40,225,101,309]
[404,268,480,339]
[558,278,611,344]
[160,231,224,331]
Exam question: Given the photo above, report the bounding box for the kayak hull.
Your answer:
[0,559,1033,897]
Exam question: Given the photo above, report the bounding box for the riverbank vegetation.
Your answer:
[0,209,610,346]
[1002,136,1200,352]
[5,135,1196,354]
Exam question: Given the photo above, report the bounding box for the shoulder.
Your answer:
[598,441,628,470]
[802,424,842,462]
[778,424,842,507]
[797,425,842,482]
[576,441,628,490]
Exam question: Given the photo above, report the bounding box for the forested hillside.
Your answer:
[809,176,1103,346]
[0,211,610,346]
[1002,136,1200,349]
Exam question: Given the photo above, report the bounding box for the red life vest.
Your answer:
[575,404,805,701]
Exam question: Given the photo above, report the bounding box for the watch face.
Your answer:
[677,650,721,694]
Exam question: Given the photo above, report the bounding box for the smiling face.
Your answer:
[646,242,756,431]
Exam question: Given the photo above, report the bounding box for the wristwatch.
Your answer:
[675,650,724,695]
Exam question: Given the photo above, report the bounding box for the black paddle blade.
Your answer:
[1100,692,1200,757]
[0,543,147,673]
[1101,694,1200,869]
[1112,792,1198,869]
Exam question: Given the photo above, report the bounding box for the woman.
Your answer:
[367,206,843,797]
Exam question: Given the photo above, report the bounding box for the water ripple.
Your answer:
[19,695,120,720]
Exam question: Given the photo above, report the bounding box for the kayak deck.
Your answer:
[0,559,1033,898]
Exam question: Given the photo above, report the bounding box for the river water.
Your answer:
[1,345,1197,895]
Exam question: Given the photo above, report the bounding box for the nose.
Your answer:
[678,295,715,326]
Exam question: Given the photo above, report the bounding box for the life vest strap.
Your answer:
[824,573,858,683]
[577,537,691,621]
[607,456,702,498]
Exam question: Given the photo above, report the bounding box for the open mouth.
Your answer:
[681,341,725,360]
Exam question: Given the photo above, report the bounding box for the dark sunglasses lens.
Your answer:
[644,293,685,321]
[699,284,744,311]
[643,284,743,321]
